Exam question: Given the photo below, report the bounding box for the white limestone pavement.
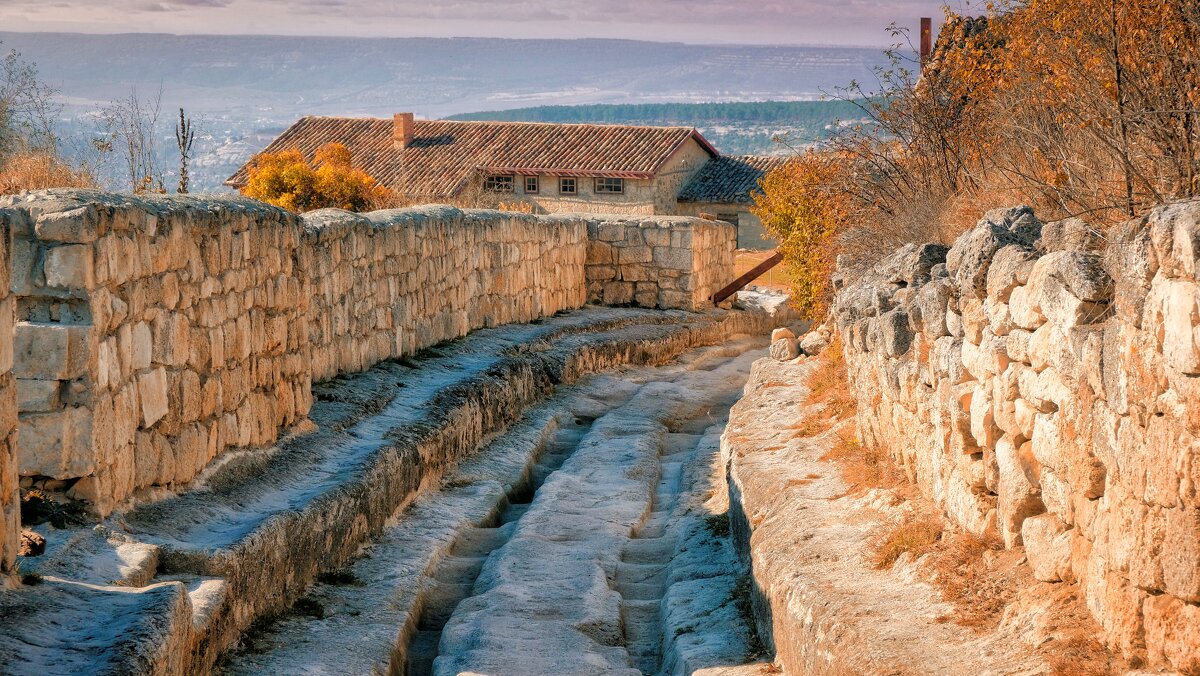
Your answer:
[434,340,766,676]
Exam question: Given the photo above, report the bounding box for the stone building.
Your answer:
[226,113,783,249]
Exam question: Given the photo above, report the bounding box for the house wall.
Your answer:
[0,191,736,516]
[477,138,714,217]
[675,202,779,250]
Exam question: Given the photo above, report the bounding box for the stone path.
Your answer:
[220,337,770,675]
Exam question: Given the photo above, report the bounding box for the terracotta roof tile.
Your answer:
[227,117,719,198]
[677,155,788,204]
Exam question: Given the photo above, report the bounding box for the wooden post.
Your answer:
[920,17,932,66]
[712,251,784,305]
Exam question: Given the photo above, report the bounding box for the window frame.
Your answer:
[559,177,577,195]
[484,174,515,193]
[524,175,539,194]
[594,177,625,194]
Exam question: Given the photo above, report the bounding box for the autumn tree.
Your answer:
[242,142,391,212]
[753,151,851,319]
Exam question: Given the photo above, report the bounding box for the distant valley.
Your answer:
[0,32,888,191]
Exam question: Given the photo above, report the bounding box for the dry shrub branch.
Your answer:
[756,2,1200,293]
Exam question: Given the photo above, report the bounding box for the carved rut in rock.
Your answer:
[220,336,771,676]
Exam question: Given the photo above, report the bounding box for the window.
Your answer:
[595,177,624,194]
[559,177,577,194]
[524,176,539,193]
[484,175,514,192]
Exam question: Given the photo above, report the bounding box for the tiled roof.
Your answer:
[226,117,719,198]
[677,155,788,204]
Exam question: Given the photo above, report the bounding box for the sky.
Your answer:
[0,0,948,47]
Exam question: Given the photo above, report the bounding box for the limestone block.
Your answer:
[769,338,799,361]
[1143,593,1200,673]
[799,331,830,356]
[996,436,1043,547]
[618,245,653,264]
[596,223,624,242]
[35,206,98,243]
[915,279,951,337]
[137,367,168,428]
[771,327,796,343]
[1014,397,1037,439]
[960,297,987,345]
[652,247,691,271]
[1147,199,1200,279]
[969,382,1000,449]
[986,245,1037,302]
[1144,278,1200,375]
[1008,285,1045,330]
[17,406,93,478]
[1162,507,1200,602]
[601,282,633,306]
[13,322,87,381]
[10,238,38,296]
[131,322,152,371]
[880,309,912,357]
[16,379,59,412]
[586,242,614,265]
[43,244,94,290]
[1006,329,1032,364]
[1021,513,1073,582]
[945,205,1041,299]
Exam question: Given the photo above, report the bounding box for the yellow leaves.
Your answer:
[242,142,391,213]
[752,151,850,320]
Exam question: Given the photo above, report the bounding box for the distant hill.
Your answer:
[447,100,866,126]
[447,100,869,156]
[0,32,887,190]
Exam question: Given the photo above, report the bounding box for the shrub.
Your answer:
[752,151,850,319]
[242,142,392,213]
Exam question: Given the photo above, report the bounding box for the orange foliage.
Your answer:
[242,142,391,213]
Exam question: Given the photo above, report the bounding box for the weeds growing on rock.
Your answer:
[704,513,731,538]
[872,512,943,569]
[317,569,364,586]
[20,489,86,529]
[730,574,767,660]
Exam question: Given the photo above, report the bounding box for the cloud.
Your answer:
[0,0,942,45]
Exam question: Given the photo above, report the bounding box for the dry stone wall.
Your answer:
[0,215,16,582]
[831,202,1200,671]
[0,190,731,518]
[584,214,735,310]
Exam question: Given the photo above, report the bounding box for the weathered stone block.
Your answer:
[1022,513,1072,581]
[43,244,94,290]
[13,322,87,381]
[16,379,59,412]
[137,367,168,428]
[35,206,98,243]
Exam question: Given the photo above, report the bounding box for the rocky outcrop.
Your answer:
[831,201,1200,671]
[0,190,737,516]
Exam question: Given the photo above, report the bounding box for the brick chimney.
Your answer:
[393,112,414,150]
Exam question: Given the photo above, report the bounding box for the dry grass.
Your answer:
[872,511,944,569]
[0,152,95,195]
[820,429,906,495]
[734,250,790,292]
[923,531,1011,629]
[804,337,854,415]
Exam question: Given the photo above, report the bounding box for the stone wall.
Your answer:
[300,206,586,382]
[0,214,15,582]
[0,190,733,516]
[830,202,1200,671]
[584,214,735,310]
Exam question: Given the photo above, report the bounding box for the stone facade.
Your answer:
[582,214,735,310]
[0,190,734,517]
[831,202,1200,671]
